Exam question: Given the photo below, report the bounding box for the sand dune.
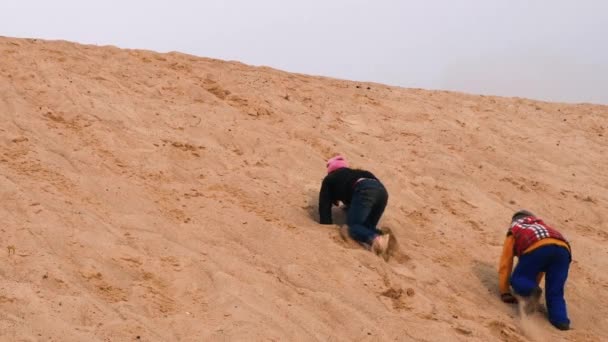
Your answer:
[1,36,607,341]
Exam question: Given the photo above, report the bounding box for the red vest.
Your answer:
[509,217,568,256]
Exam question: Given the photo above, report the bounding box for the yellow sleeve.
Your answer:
[498,235,515,295]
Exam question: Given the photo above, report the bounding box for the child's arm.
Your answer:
[498,234,516,302]
[318,178,333,224]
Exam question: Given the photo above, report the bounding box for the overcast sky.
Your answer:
[2,0,607,104]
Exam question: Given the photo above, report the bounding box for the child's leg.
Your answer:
[364,185,388,230]
[511,248,548,296]
[544,245,571,327]
[347,187,378,244]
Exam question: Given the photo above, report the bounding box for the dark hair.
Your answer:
[512,209,535,222]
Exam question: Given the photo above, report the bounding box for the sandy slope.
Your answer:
[0,36,606,342]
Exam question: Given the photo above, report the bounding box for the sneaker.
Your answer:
[553,322,570,331]
[371,234,390,257]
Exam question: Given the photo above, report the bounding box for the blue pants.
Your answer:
[347,179,388,244]
[511,244,571,326]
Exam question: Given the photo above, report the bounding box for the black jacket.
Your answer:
[318,168,378,224]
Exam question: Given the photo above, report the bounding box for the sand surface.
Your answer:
[1,36,607,341]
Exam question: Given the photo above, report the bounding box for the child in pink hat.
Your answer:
[319,155,391,257]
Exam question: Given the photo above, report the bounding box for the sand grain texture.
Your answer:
[0,37,607,341]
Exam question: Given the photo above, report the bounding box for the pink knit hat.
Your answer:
[327,155,348,174]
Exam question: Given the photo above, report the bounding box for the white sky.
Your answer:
[2,0,607,104]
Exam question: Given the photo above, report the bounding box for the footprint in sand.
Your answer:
[339,114,383,135]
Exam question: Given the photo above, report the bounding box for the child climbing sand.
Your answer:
[498,210,572,331]
[318,155,392,258]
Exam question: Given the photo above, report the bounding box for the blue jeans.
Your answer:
[346,179,388,244]
[511,244,571,326]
